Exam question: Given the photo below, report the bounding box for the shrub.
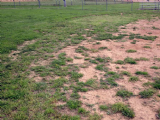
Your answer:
[120,71,131,76]
[150,66,159,69]
[153,80,160,89]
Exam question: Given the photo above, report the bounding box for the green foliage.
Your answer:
[134,57,149,61]
[124,57,136,64]
[69,72,83,80]
[153,80,160,89]
[115,60,124,64]
[129,76,139,82]
[99,105,109,111]
[96,57,105,62]
[88,113,102,120]
[130,40,136,44]
[120,71,131,76]
[78,107,88,114]
[70,92,80,99]
[98,47,108,50]
[67,100,81,109]
[150,66,159,69]
[51,59,66,66]
[34,82,47,91]
[126,49,137,53]
[139,89,155,98]
[52,78,68,88]
[143,46,151,48]
[90,59,98,64]
[116,90,133,98]
[95,64,104,71]
[44,108,55,115]
[135,71,148,75]
[111,103,135,118]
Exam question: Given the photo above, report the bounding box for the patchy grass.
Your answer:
[139,89,155,98]
[135,71,149,76]
[115,60,124,64]
[126,49,137,53]
[143,46,151,48]
[116,89,133,98]
[124,57,137,64]
[134,57,149,61]
[120,71,131,76]
[129,76,139,82]
[150,66,159,69]
[111,103,135,118]
[67,100,82,109]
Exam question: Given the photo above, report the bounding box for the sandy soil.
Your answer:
[24,19,160,119]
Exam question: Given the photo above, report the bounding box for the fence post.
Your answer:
[106,0,108,11]
[59,0,61,8]
[63,0,66,7]
[81,0,83,10]
[131,1,133,11]
[13,0,15,8]
[19,1,21,5]
[38,0,40,8]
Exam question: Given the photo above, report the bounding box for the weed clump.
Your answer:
[126,49,137,53]
[116,90,133,98]
[139,89,155,98]
[124,57,136,64]
[99,105,108,111]
[67,100,81,109]
[150,66,159,69]
[129,76,139,82]
[120,71,131,76]
[135,71,148,75]
[111,103,135,118]
[115,60,124,64]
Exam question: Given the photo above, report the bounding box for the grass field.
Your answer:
[0,4,160,120]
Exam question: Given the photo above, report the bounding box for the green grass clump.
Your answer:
[126,49,137,53]
[106,77,118,86]
[139,89,155,98]
[157,109,160,119]
[88,113,102,120]
[129,76,139,82]
[116,90,133,98]
[51,59,66,66]
[98,47,108,50]
[89,59,98,64]
[124,57,136,64]
[78,107,88,114]
[96,57,105,62]
[69,72,83,80]
[111,103,135,118]
[52,78,68,88]
[150,66,159,69]
[154,58,160,61]
[115,60,124,64]
[135,71,148,75]
[70,92,80,99]
[120,71,131,76]
[99,105,109,111]
[143,46,151,48]
[95,64,104,71]
[153,80,160,89]
[130,40,136,44]
[67,100,81,109]
[58,52,66,59]
[134,57,149,61]
[34,82,47,91]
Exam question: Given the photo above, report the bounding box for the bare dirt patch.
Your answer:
[27,19,160,119]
